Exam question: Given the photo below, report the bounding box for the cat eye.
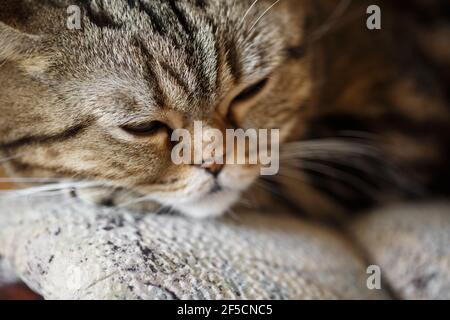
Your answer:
[121,121,167,137]
[227,78,270,127]
[232,78,269,104]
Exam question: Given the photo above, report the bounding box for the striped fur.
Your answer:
[0,0,449,219]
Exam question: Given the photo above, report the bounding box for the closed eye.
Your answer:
[121,121,168,137]
[228,78,270,127]
[232,78,269,104]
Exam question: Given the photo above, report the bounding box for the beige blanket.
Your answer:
[0,195,449,299]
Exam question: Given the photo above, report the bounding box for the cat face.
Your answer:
[0,0,313,218]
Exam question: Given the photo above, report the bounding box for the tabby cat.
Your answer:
[1,0,449,220]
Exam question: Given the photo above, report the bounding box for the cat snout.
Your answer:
[200,160,224,178]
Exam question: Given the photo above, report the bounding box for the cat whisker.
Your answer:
[306,0,356,45]
[280,149,378,160]
[280,140,380,160]
[281,156,380,182]
[283,160,378,195]
[282,137,377,147]
[280,136,423,196]
[117,194,154,208]
[310,2,369,45]
[0,58,9,70]
[0,152,27,163]
[337,130,379,141]
[26,188,106,198]
[280,139,383,181]
[276,168,377,203]
[255,178,288,199]
[272,170,310,186]
[0,177,69,183]
[308,0,352,43]
[236,197,257,209]
[154,205,170,215]
[239,0,260,26]
[249,0,281,32]
[226,208,242,222]
[0,181,104,198]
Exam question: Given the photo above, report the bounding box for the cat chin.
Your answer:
[172,191,240,219]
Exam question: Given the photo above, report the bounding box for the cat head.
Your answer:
[0,0,314,218]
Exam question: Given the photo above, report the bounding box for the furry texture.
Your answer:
[0,0,449,219]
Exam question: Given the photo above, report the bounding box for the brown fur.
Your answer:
[1,0,449,219]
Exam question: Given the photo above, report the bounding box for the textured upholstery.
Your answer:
[0,195,448,299]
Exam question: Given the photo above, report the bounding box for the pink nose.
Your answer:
[201,161,224,177]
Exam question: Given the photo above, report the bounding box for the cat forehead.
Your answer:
[73,0,285,68]
[44,0,286,80]
[50,0,286,114]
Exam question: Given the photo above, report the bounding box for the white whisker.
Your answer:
[236,197,256,209]
[0,181,103,198]
[307,0,353,43]
[117,194,154,208]
[280,139,380,160]
[0,58,9,70]
[226,208,242,222]
[0,152,26,163]
[285,160,377,194]
[249,0,281,32]
[0,177,69,183]
[337,130,379,140]
[239,0,259,26]
[255,179,287,198]
[279,136,423,196]
[274,170,310,185]
[282,157,376,180]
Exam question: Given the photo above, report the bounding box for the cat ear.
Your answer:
[0,22,48,73]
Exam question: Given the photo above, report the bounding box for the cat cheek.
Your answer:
[278,117,300,141]
[229,100,255,125]
[219,165,260,191]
